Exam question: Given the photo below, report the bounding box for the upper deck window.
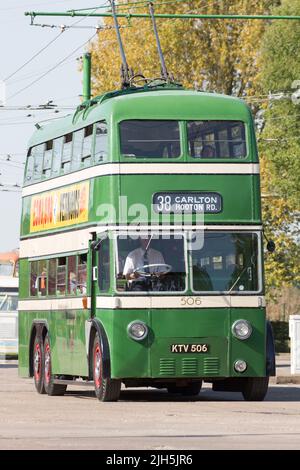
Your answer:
[43,140,53,177]
[31,144,45,181]
[187,121,246,159]
[51,137,63,177]
[94,122,108,163]
[61,133,73,173]
[120,120,180,158]
[72,129,84,171]
[24,148,34,184]
[82,125,93,167]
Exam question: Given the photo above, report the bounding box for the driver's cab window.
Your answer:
[116,234,186,293]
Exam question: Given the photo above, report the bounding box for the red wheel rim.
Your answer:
[94,343,102,389]
[34,342,42,382]
[44,341,51,385]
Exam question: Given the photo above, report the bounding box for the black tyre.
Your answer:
[33,334,45,394]
[167,381,202,397]
[93,333,121,402]
[44,333,67,396]
[242,377,269,401]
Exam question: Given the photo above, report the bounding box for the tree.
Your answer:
[258,0,300,303]
[89,0,277,97]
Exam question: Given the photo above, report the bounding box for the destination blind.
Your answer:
[153,192,222,214]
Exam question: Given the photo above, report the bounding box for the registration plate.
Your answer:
[170,344,208,353]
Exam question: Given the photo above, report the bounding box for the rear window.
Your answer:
[187,121,246,159]
[120,120,180,158]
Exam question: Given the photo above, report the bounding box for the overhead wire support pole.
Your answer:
[148,2,169,81]
[109,0,130,88]
[25,12,300,21]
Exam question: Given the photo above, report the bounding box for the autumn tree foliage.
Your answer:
[87,0,299,307]
[89,0,277,96]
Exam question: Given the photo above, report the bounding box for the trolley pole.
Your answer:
[82,52,91,102]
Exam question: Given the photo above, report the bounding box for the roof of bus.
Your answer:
[0,251,19,264]
[28,88,252,147]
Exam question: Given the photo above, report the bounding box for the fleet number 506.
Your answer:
[180,297,202,306]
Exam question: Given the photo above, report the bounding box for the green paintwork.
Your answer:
[19,88,266,386]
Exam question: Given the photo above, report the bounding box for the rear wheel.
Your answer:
[44,334,67,396]
[242,377,269,401]
[167,381,202,397]
[93,333,121,402]
[33,334,45,394]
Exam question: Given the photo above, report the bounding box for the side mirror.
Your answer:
[267,240,276,253]
[91,239,101,251]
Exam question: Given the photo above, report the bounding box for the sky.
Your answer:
[0,0,108,251]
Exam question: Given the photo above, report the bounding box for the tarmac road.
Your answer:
[0,361,299,450]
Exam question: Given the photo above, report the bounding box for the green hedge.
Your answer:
[270,321,289,353]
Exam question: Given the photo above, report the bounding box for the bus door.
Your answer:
[92,235,111,314]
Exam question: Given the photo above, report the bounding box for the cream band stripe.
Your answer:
[22,163,260,197]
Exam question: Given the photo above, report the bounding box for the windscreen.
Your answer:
[116,234,186,292]
[120,120,180,158]
[191,232,259,292]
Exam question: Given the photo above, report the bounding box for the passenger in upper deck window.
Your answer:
[201,145,216,158]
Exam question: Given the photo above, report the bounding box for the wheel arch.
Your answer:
[29,321,49,377]
[87,319,111,381]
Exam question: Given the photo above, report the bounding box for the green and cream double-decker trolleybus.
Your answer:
[18,4,275,401]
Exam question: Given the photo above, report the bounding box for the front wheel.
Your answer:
[93,333,121,402]
[242,377,269,401]
[44,334,67,396]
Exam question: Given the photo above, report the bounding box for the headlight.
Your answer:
[232,320,252,340]
[127,321,148,341]
[234,360,247,373]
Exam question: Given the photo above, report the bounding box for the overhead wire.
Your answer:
[3,30,65,82]
[7,32,97,101]
[7,3,116,101]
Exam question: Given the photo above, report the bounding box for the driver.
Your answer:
[123,236,166,281]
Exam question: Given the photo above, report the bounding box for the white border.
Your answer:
[22,163,260,197]
[96,295,265,309]
[18,295,265,311]
[18,297,91,311]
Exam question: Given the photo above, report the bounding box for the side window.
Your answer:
[25,149,34,184]
[94,122,108,163]
[82,125,93,167]
[62,133,73,174]
[51,137,63,177]
[72,129,84,171]
[32,144,45,181]
[32,260,47,297]
[67,255,77,295]
[77,253,87,295]
[43,140,53,178]
[98,238,110,292]
[48,258,57,296]
[57,257,66,295]
[30,261,38,296]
